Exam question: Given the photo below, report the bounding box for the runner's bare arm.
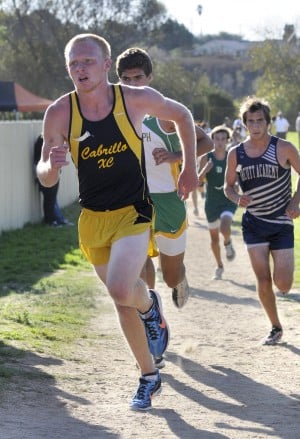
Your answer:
[224,147,241,205]
[125,86,198,199]
[280,141,300,218]
[195,124,213,157]
[36,98,70,187]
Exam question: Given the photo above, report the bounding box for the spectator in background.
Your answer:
[223,116,232,128]
[295,111,300,148]
[227,126,244,150]
[273,111,289,139]
[34,134,72,227]
[232,116,247,138]
[199,120,211,134]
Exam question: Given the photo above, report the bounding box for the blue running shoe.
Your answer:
[130,371,161,410]
[140,290,169,358]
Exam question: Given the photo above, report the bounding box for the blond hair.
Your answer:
[64,33,111,61]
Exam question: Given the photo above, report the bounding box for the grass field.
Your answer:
[0,203,100,363]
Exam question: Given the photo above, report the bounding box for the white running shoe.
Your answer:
[225,241,235,261]
[212,266,224,280]
[262,326,283,345]
[172,276,190,308]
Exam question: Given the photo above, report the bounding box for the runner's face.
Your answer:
[66,41,111,90]
[245,110,268,137]
[119,68,152,87]
[213,132,228,149]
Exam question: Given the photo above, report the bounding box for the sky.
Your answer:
[160,0,300,41]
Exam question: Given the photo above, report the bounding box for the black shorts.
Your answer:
[242,211,294,250]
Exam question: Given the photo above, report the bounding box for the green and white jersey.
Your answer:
[142,116,187,237]
[142,116,181,193]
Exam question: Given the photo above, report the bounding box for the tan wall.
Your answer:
[0,121,78,233]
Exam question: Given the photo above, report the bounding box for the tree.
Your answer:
[283,24,296,43]
[158,19,194,50]
[0,8,80,99]
[0,0,171,99]
[2,0,293,123]
[247,37,300,119]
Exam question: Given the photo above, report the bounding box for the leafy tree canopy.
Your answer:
[0,0,299,123]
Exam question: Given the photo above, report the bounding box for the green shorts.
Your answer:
[205,198,237,223]
[150,191,187,236]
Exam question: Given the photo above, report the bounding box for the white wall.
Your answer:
[0,121,78,233]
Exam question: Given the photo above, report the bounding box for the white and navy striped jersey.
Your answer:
[236,136,292,225]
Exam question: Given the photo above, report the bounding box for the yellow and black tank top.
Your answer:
[68,84,150,211]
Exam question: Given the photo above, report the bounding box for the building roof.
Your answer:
[193,39,257,57]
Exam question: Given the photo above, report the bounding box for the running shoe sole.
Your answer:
[154,355,166,369]
[172,276,190,308]
[149,290,170,357]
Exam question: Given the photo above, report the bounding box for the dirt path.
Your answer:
[1,200,300,439]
